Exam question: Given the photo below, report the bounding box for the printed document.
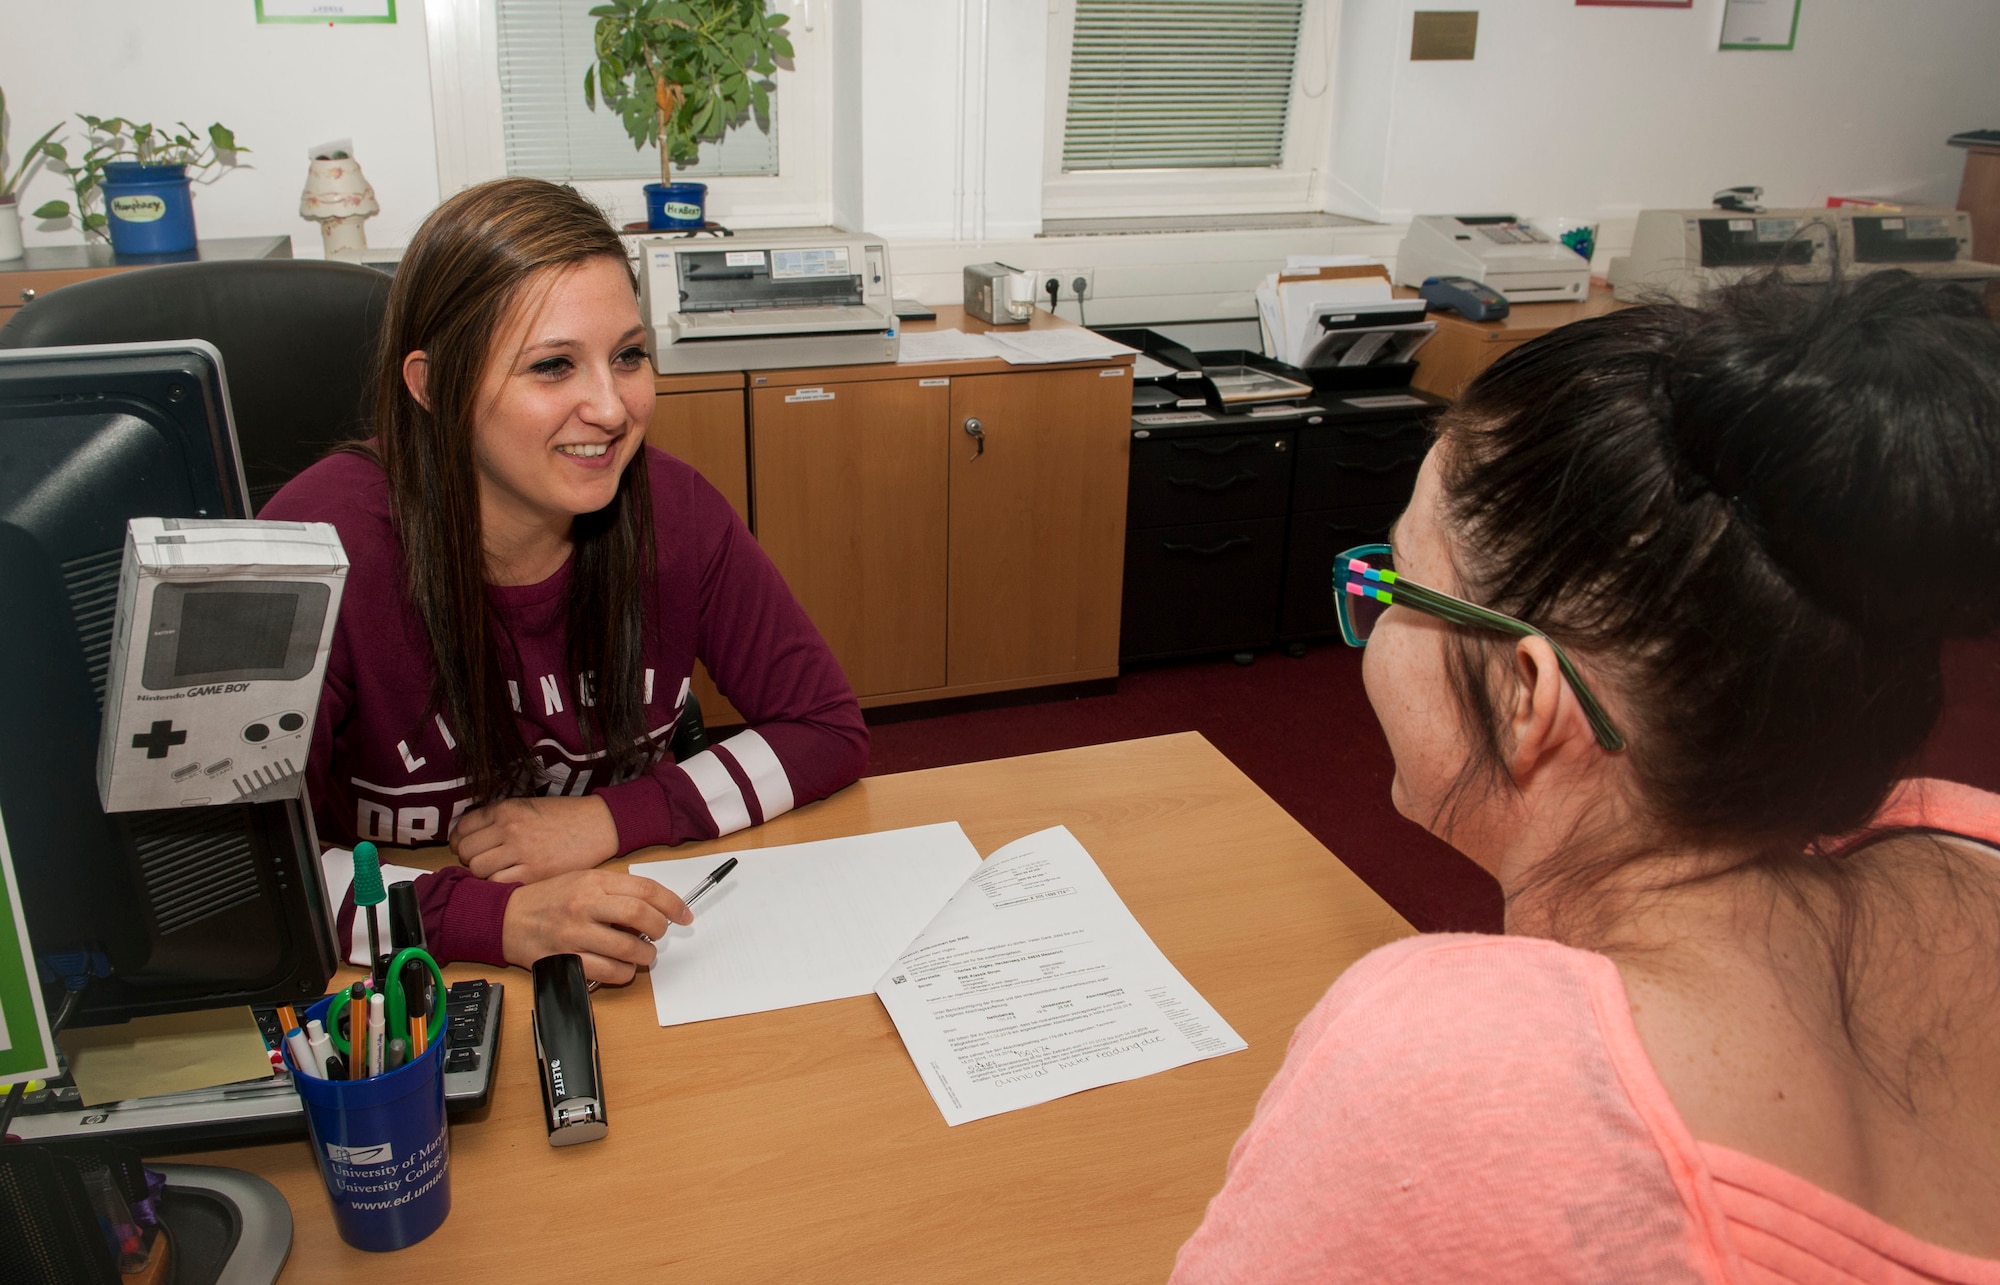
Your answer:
[874,826,1245,1126]
[632,823,982,1027]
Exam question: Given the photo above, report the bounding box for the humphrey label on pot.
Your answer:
[110,194,168,223]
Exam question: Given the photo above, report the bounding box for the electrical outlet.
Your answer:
[1030,268,1094,306]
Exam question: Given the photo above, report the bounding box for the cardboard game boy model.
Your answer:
[97,518,348,812]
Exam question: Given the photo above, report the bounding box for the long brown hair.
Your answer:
[360,177,656,803]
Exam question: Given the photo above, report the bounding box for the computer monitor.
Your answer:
[0,342,339,1028]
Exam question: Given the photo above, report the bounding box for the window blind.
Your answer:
[496,0,779,182]
[1062,0,1303,172]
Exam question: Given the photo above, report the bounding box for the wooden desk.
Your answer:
[172,733,1413,1281]
[1405,282,1625,400]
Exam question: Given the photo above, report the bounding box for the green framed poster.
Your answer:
[256,0,397,23]
[0,806,57,1086]
[1719,0,1800,49]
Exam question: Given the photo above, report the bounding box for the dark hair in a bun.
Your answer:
[1436,270,2000,851]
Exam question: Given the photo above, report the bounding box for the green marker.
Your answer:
[353,840,386,980]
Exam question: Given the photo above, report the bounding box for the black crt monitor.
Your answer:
[0,341,339,1028]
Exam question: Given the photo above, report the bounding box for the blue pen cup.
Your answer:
[284,994,451,1252]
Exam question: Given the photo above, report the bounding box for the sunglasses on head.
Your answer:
[1334,543,1626,752]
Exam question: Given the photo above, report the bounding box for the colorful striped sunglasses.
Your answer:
[1334,543,1626,752]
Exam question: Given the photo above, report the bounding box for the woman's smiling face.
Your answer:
[468,255,655,540]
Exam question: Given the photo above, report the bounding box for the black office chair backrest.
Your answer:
[0,259,392,512]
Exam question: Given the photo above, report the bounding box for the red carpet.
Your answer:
[864,635,2000,935]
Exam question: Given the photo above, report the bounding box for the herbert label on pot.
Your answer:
[662,200,702,222]
[110,193,167,223]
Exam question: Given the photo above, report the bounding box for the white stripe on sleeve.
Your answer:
[675,749,753,836]
[317,848,429,967]
[716,728,795,821]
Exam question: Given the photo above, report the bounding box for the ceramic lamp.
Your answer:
[299,147,379,261]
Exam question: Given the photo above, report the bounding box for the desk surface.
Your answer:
[1395,280,1624,341]
[0,234,294,274]
[173,733,1413,1282]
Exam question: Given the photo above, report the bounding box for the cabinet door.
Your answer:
[751,379,949,698]
[647,389,750,524]
[948,367,1131,686]
[648,389,750,723]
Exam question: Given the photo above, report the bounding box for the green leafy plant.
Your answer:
[33,116,247,241]
[584,0,791,187]
[0,86,64,200]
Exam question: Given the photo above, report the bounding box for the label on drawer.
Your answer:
[1342,394,1428,409]
[918,378,949,387]
[1132,411,1214,426]
[785,388,835,403]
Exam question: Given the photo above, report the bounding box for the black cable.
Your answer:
[1045,276,1061,318]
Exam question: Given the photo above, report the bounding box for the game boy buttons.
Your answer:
[242,712,307,744]
[279,711,305,732]
[243,722,270,743]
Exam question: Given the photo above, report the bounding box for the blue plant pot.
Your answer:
[101,162,198,255]
[645,181,707,230]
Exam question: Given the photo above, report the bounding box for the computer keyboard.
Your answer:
[7,980,503,1154]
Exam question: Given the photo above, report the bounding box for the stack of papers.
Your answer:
[632,823,1245,1125]
[895,327,1136,367]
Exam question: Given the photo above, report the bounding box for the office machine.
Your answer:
[1608,207,1839,303]
[964,261,1035,325]
[1830,207,2000,286]
[638,232,897,373]
[1394,215,1591,304]
[1418,275,1509,322]
[0,343,505,1162]
[533,954,608,1146]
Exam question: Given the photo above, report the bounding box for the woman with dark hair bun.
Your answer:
[1173,272,2000,1280]
[265,178,867,984]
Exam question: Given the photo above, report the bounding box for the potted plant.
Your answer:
[0,86,64,262]
[35,116,247,255]
[584,0,791,230]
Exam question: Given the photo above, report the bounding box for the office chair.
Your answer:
[0,259,391,512]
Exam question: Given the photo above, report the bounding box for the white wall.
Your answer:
[5,0,441,258]
[6,0,1997,318]
[1338,0,2000,226]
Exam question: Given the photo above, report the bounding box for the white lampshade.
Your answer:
[300,156,380,221]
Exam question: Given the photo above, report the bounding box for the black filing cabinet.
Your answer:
[1119,390,1442,662]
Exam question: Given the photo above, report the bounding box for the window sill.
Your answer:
[1040,211,1375,238]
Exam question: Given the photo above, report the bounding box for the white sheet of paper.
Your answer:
[982,329,1138,365]
[875,826,1246,1126]
[632,823,982,1027]
[896,329,1009,363]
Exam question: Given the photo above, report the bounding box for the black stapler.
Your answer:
[533,954,609,1146]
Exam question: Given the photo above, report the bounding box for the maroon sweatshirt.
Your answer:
[262,447,868,966]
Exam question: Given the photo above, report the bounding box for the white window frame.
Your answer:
[1040,0,1337,220]
[424,0,833,229]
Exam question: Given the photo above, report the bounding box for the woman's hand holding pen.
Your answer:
[500,869,691,985]
[453,795,620,883]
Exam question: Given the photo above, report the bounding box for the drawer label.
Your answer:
[918,378,949,387]
[785,388,835,403]
[1100,368,1126,377]
[1132,412,1213,426]
[1342,395,1427,409]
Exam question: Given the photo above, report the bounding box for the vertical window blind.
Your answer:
[1062,0,1304,172]
[496,0,779,181]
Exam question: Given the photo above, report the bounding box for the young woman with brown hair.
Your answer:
[1174,271,2000,1280]
[265,178,867,984]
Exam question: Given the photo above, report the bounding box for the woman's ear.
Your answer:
[1505,635,1583,785]
[402,351,432,411]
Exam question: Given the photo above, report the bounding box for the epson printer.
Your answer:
[1394,215,1592,303]
[639,232,897,373]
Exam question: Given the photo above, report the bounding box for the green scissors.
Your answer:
[326,946,444,1057]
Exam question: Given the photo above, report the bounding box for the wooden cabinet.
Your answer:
[947,367,1130,688]
[647,372,751,724]
[749,378,949,698]
[745,307,1133,710]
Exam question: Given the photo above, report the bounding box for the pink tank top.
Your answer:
[1171,779,2000,1284]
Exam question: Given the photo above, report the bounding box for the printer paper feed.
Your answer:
[875,826,1246,1126]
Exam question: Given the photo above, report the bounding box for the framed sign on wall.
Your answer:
[255,0,396,24]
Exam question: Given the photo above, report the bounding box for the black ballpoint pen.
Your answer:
[682,857,739,910]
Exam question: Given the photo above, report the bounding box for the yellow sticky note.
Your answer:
[57,1007,274,1107]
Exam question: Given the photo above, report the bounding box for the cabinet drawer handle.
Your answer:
[1165,469,1257,492]
[963,416,984,460]
[1171,438,1256,457]
[1161,535,1252,557]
